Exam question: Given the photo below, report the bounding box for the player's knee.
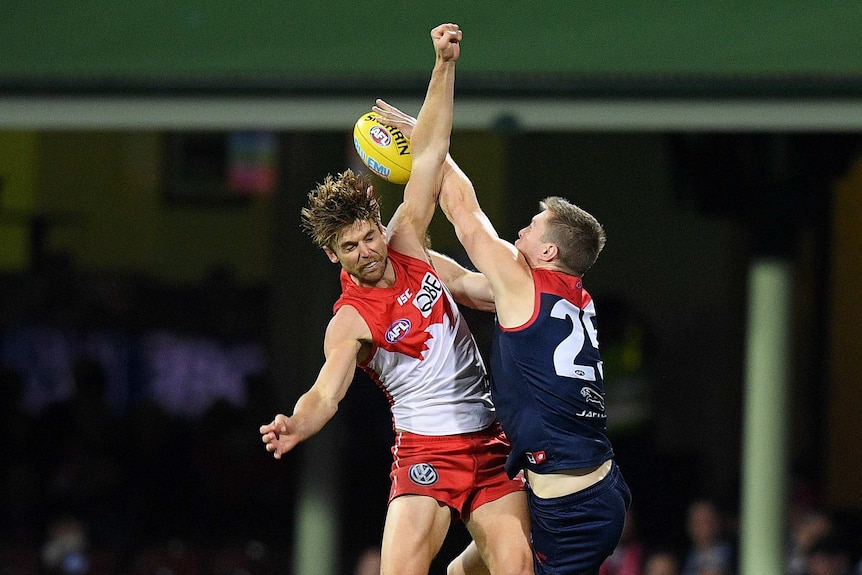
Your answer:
[503,558,534,575]
[486,548,533,575]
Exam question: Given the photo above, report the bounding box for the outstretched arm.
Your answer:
[259,307,367,459]
[386,23,461,260]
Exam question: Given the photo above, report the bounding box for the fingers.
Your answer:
[431,23,460,40]
[260,418,282,436]
[261,415,293,459]
[372,100,416,133]
[440,24,462,47]
[373,99,403,118]
[262,430,283,459]
[260,418,282,448]
[431,23,461,62]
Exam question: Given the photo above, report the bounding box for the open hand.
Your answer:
[372,99,417,139]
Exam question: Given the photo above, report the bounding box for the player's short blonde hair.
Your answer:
[540,196,606,277]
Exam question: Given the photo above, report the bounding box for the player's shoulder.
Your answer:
[388,237,431,265]
[495,257,536,297]
[328,304,373,343]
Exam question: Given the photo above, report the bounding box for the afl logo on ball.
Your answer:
[409,463,438,486]
[369,125,392,147]
[385,318,411,343]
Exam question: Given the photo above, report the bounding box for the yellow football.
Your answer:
[352,112,412,184]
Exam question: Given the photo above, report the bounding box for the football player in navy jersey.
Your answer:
[376,99,632,574]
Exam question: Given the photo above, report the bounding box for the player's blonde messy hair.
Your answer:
[301,169,382,250]
[540,196,606,277]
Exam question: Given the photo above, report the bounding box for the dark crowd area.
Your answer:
[2,258,861,575]
[0,259,301,575]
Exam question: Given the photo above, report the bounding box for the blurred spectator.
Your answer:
[601,507,645,575]
[40,515,89,575]
[806,533,852,575]
[1,366,42,573]
[681,499,734,575]
[41,358,126,549]
[644,550,681,575]
[351,545,381,575]
[787,508,834,575]
[131,538,201,575]
[122,397,191,541]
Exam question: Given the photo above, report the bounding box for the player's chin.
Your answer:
[358,262,385,282]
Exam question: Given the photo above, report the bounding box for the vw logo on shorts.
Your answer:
[408,463,439,486]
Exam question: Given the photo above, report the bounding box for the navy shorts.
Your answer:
[528,461,631,575]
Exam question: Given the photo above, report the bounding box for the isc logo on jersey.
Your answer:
[413,273,443,318]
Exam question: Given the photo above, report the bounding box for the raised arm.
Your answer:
[376,98,534,322]
[385,23,461,260]
[438,161,534,318]
[374,99,519,284]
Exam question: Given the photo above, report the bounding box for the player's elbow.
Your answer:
[411,130,450,163]
[440,195,467,227]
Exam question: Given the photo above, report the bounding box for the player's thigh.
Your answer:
[463,491,533,575]
[381,494,452,575]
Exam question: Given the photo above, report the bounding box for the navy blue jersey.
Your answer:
[490,268,614,477]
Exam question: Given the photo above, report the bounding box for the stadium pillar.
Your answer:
[739,257,791,575]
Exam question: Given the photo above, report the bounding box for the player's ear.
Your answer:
[323,246,339,264]
[540,243,558,263]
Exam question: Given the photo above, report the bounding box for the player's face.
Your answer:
[327,219,390,286]
[514,210,552,264]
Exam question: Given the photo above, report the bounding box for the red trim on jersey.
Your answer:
[499,268,590,332]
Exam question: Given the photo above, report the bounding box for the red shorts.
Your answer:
[389,422,525,521]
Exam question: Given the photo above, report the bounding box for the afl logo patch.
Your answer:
[408,463,438,486]
[369,125,392,147]
[385,318,411,343]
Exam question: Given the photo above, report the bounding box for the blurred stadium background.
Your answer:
[1,2,862,574]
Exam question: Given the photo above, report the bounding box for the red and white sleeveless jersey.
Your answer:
[334,249,495,435]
